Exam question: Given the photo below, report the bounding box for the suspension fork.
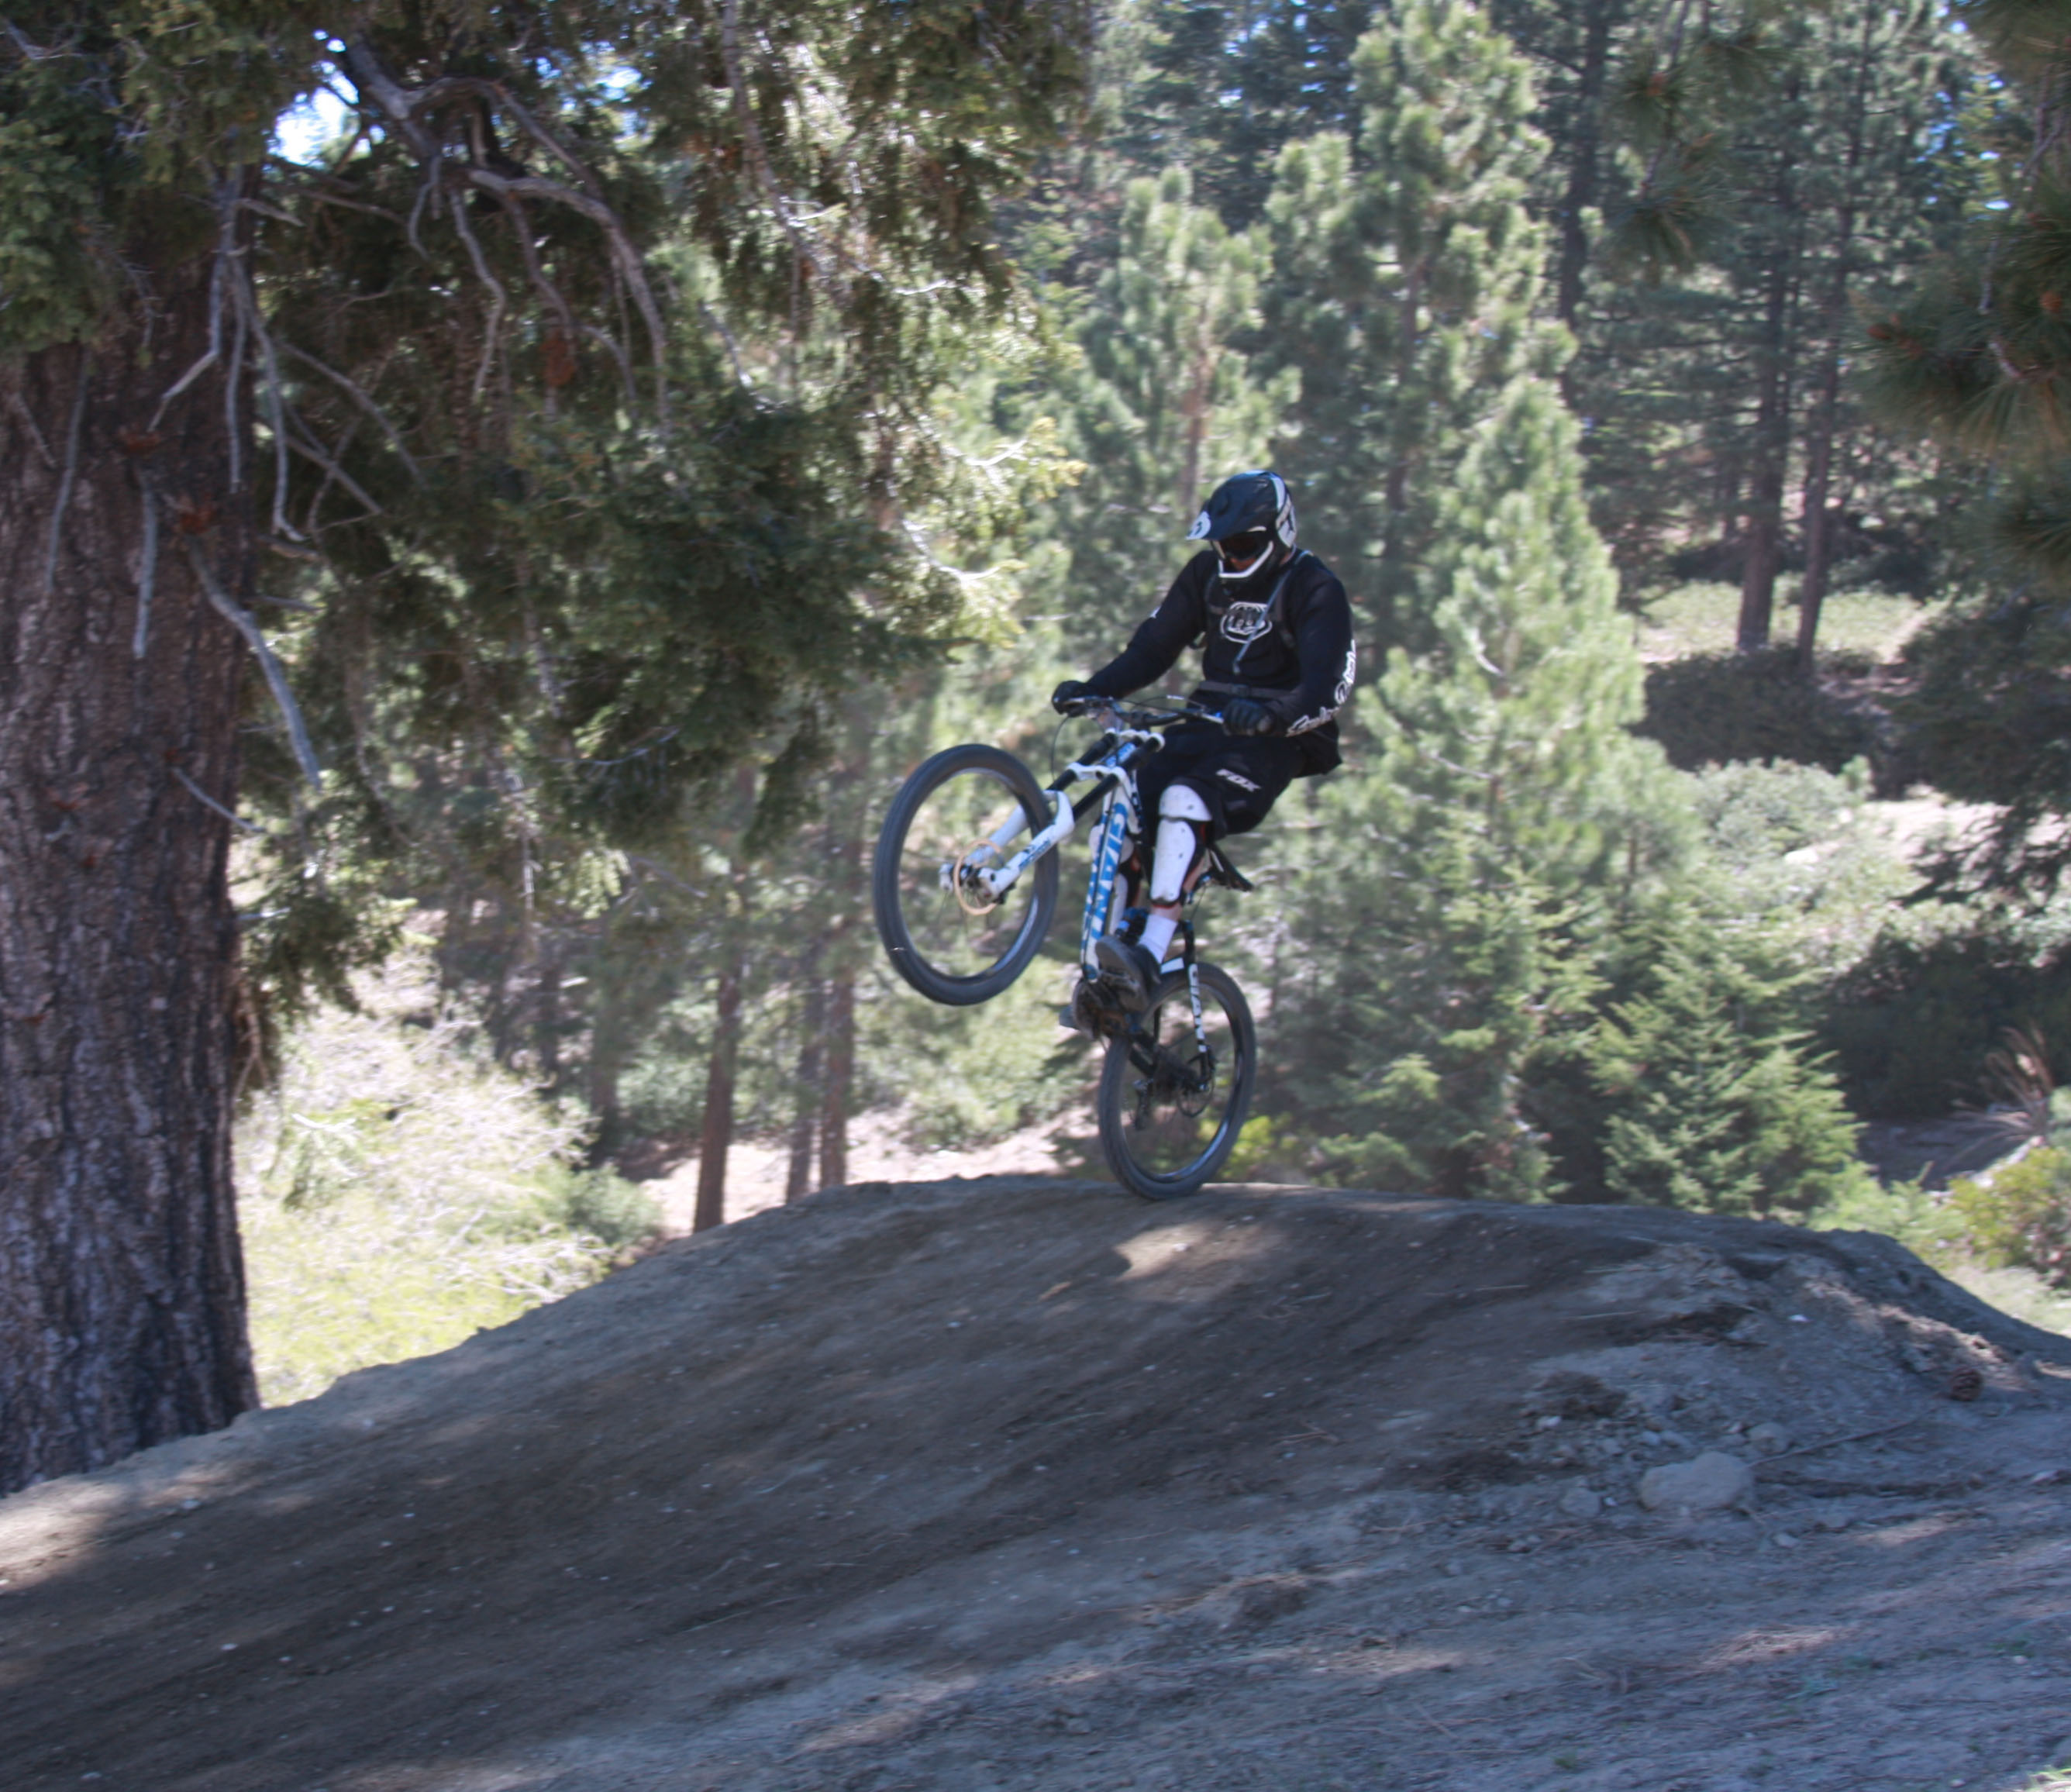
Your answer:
[1181,919,1208,1054]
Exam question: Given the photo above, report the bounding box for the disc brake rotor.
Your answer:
[949,841,1008,915]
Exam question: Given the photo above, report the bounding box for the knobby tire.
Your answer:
[872,743,1061,1007]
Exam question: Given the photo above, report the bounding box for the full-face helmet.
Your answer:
[1187,470,1297,585]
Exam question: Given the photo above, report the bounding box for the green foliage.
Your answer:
[1304,867,1590,1202]
[238,954,650,1404]
[1860,0,2071,899]
[1048,165,1290,652]
[0,2,330,353]
[1587,918,1876,1217]
[1809,1175,1966,1264]
[1636,652,1885,779]
[1821,915,2071,1117]
[865,967,1091,1154]
[1896,576,2071,898]
[1259,0,1557,647]
[1949,1147,2071,1286]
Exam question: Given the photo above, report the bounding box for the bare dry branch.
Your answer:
[284,419,385,520]
[133,470,159,659]
[336,35,678,418]
[718,0,838,298]
[173,765,265,834]
[40,353,88,595]
[230,248,303,541]
[184,539,324,792]
[7,387,57,467]
[443,187,510,401]
[278,343,421,482]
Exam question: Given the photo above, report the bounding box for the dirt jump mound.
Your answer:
[5,1180,2071,1791]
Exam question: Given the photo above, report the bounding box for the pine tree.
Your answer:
[1867,0,2071,898]
[0,0,1091,1492]
[1051,166,1290,652]
[1258,0,1555,658]
[1590,918,1873,1218]
[1268,2,1683,1201]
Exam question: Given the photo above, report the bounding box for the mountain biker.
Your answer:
[1052,469,1356,1019]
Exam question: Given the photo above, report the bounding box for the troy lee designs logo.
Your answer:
[1218,601,1272,643]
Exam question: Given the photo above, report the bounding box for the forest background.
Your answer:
[16,0,2071,1422]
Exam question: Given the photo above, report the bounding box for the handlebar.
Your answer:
[1057,694,1225,729]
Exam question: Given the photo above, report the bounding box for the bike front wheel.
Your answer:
[1097,961,1256,1201]
[872,743,1062,1006]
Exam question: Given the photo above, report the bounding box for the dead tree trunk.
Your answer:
[0,261,260,1492]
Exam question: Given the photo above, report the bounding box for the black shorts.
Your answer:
[1135,722,1302,839]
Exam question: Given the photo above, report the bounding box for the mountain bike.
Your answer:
[871,698,1256,1201]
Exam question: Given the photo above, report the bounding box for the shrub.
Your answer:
[1636,650,1884,781]
[1821,923,2071,1118]
[239,956,650,1404]
[1949,1147,2071,1286]
[1583,918,1877,1218]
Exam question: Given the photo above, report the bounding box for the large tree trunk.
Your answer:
[0,262,260,1492]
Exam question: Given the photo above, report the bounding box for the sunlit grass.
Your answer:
[1636,581,1926,662]
[238,953,657,1406]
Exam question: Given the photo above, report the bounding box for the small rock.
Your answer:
[1769,1531,1800,1549]
[1638,1451,1756,1514]
[1746,1422,1792,1456]
[1629,1383,1676,1419]
[1559,1482,1603,1521]
[1443,1558,1467,1577]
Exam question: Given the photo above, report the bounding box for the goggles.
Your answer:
[1214,528,1274,572]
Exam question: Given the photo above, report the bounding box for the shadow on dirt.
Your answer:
[4,1179,2070,1790]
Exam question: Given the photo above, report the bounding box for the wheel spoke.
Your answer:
[1100,966,1253,1197]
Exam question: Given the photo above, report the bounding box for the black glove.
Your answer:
[1222,697,1280,737]
[1051,678,1098,715]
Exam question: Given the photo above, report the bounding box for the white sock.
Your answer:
[1139,913,1178,963]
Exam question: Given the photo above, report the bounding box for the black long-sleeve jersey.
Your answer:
[1084,548,1356,774]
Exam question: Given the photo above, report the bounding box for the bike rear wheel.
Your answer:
[1097,961,1256,1200]
[873,743,1061,1006]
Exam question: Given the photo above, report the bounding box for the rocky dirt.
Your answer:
[6,1179,2071,1792]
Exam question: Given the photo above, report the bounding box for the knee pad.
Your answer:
[1149,784,1211,905]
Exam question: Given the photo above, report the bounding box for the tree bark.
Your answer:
[1794,350,1845,670]
[691,946,745,1234]
[1736,167,1801,656]
[1797,7,1873,671]
[0,260,260,1492]
[784,963,825,1202]
[818,967,856,1191]
[1552,0,1618,338]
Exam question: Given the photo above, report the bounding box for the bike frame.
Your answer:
[977,700,1220,983]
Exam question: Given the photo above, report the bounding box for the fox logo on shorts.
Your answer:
[1218,601,1272,643]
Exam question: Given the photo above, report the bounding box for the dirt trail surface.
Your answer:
[8,1181,2071,1792]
